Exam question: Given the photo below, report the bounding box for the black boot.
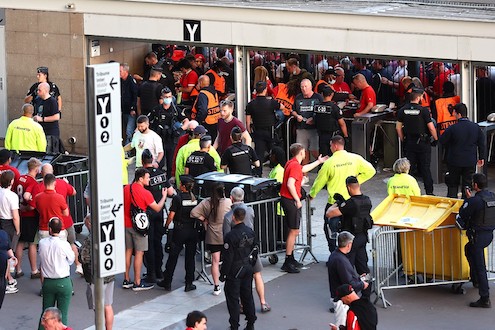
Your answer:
[469,297,491,308]
[184,283,196,292]
[289,254,303,268]
[281,258,300,273]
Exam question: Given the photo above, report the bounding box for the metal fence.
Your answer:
[372,225,495,308]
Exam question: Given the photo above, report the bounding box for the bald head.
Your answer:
[38,82,50,99]
[300,78,313,97]
[198,75,210,88]
[188,120,199,131]
[41,163,54,176]
[22,103,34,117]
[352,73,368,89]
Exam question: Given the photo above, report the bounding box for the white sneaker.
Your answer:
[302,176,310,187]
[5,285,19,294]
[75,264,84,276]
[213,285,222,296]
[8,279,17,287]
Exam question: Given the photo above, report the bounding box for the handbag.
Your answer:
[130,184,150,236]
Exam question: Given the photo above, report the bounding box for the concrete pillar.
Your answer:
[234,45,248,123]
[461,60,474,120]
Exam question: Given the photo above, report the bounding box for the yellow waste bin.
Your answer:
[371,195,469,280]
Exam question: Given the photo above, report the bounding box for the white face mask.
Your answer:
[329,79,336,85]
[293,70,297,75]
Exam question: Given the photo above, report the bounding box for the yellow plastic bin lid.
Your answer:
[371,195,463,231]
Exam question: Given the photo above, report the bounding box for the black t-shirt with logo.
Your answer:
[314,101,343,134]
[245,96,279,129]
[397,103,432,137]
[293,93,323,129]
[34,96,60,137]
[221,142,259,175]
[185,150,217,177]
[145,166,170,202]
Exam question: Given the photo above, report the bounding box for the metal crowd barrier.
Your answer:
[372,225,495,308]
[55,170,89,230]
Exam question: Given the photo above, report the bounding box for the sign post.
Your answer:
[86,62,124,329]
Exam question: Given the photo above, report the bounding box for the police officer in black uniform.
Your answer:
[456,173,495,308]
[326,176,373,299]
[314,86,349,156]
[142,149,174,283]
[185,135,217,177]
[220,127,260,176]
[220,207,257,330]
[396,87,439,195]
[158,175,199,292]
[148,87,185,179]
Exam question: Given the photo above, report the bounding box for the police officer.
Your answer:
[142,149,174,283]
[314,86,348,156]
[396,87,438,195]
[148,87,185,179]
[326,176,373,292]
[456,173,495,308]
[220,207,257,330]
[158,175,199,292]
[220,127,260,176]
[439,103,485,198]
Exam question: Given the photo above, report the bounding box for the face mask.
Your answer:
[293,70,297,75]
[329,79,336,85]
[163,97,172,105]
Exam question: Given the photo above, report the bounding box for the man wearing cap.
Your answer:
[141,149,174,283]
[120,63,138,145]
[185,135,217,177]
[314,68,335,94]
[314,86,348,157]
[331,284,378,330]
[327,232,369,310]
[148,87,186,179]
[33,82,62,153]
[137,66,164,117]
[175,125,221,186]
[246,81,285,173]
[326,176,373,277]
[25,66,62,111]
[194,54,207,75]
[440,103,485,198]
[333,67,352,95]
[134,52,175,92]
[130,115,164,169]
[0,149,21,192]
[191,75,221,141]
[309,135,375,252]
[176,59,199,106]
[158,174,198,292]
[221,127,260,176]
[396,87,438,195]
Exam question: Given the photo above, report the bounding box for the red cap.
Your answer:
[195,54,206,62]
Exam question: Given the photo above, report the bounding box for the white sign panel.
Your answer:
[86,63,125,277]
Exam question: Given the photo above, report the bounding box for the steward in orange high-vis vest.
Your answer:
[275,83,295,116]
[435,81,460,135]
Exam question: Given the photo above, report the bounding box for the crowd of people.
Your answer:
[1,46,494,329]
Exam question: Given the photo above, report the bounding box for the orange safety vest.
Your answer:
[435,95,460,135]
[275,83,295,116]
[205,69,226,95]
[191,89,220,125]
[190,86,199,97]
[314,79,330,93]
[420,92,431,109]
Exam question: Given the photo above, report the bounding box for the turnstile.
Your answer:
[478,121,495,178]
[351,110,394,161]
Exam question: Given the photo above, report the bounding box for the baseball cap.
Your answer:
[195,54,206,62]
[151,65,163,73]
[345,176,359,185]
[200,135,212,142]
[324,68,336,76]
[194,125,207,135]
[179,175,195,185]
[37,66,48,74]
[0,149,12,164]
[334,284,354,301]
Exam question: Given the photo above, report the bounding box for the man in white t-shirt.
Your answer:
[131,115,164,168]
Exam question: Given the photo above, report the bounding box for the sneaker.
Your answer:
[132,282,154,291]
[122,279,134,289]
[8,279,17,287]
[281,261,300,274]
[14,270,24,279]
[469,298,491,308]
[75,264,84,276]
[213,285,222,296]
[302,176,310,187]
[185,283,197,292]
[5,285,19,294]
[156,280,171,291]
[31,271,41,279]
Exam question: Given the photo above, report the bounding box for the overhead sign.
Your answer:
[86,63,125,277]
[184,19,201,42]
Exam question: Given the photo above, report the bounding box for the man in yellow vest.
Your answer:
[5,104,46,152]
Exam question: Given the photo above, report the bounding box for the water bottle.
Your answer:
[9,258,15,273]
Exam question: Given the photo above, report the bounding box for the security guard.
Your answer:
[314,86,348,156]
[326,176,373,280]
[220,127,260,176]
[142,149,174,283]
[456,173,495,308]
[396,87,438,195]
[220,207,257,330]
[4,103,47,152]
[158,175,199,292]
[191,75,220,141]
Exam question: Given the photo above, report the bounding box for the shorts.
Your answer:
[66,225,76,244]
[90,281,114,306]
[280,196,301,229]
[296,128,318,151]
[207,244,223,253]
[125,227,148,252]
[253,256,263,273]
[19,216,39,243]
[0,219,19,251]
[39,229,68,241]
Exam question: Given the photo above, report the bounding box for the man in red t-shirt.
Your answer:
[176,59,199,105]
[333,67,352,94]
[15,157,42,278]
[34,174,69,236]
[123,168,167,291]
[280,143,327,273]
[352,74,376,117]
[0,149,21,192]
[331,284,378,330]
[213,100,251,156]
